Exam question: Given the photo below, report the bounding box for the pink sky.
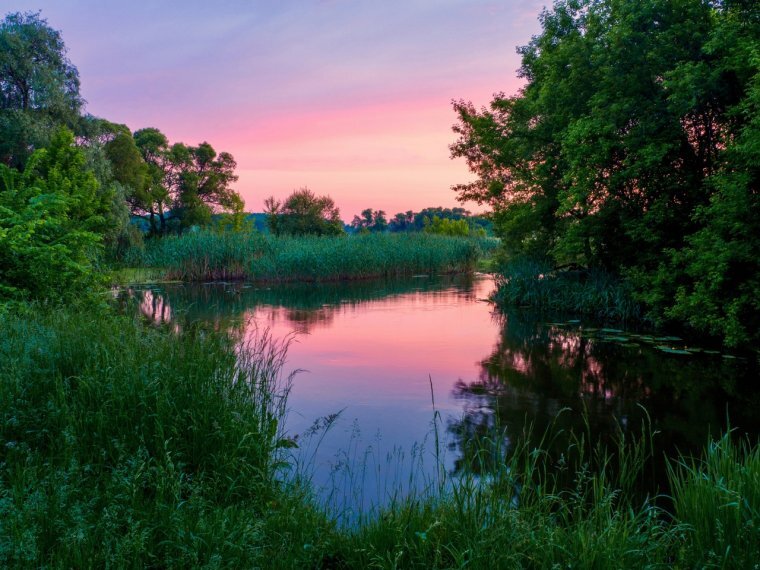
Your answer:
[10,1,546,218]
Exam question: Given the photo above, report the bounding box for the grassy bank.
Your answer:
[122,232,488,283]
[2,304,759,568]
[0,305,333,568]
[493,257,642,322]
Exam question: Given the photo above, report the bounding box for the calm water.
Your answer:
[121,274,760,512]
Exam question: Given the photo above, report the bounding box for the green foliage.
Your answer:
[0,128,110,300]
[265,187,344,237]
[104,129,147,196]
[0,305,334,568]
[493,257,641,321]
[669,433,760,568]
[1,303,758,567]
[384,206,492,235]
[132,128,241,234]
[648,43,760,347]
[0,11,82,167]
[351,207,388,233]
[126,232,482,282]
[424,215,471,237]
[215,193,254,234]
[452,0,760,345]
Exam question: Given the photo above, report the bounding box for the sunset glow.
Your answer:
[12,0,545,217]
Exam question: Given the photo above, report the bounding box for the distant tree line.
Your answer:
[452,0,760,347]
[350,206,492,235]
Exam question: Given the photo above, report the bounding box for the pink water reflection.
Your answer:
[241,278,499,453]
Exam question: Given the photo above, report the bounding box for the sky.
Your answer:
[5,0,546,218]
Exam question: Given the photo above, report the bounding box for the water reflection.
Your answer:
[119,275,760,504]
[447,309,759,488]
[119,275,479,334]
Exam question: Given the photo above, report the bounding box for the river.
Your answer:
[121,273,759,517]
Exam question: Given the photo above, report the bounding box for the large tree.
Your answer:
[0,11,83,167]
[132,128,240,234]
[451,0,760,345]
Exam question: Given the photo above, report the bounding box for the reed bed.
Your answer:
[1,304,758,568]
[124,231,485,282]
[493,257,642,321]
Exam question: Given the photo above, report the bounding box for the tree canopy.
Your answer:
[451,0,760,346]
[0,11,82,168]
[265,188,344,236]
[131,128,240,234]
[0,129,109,300]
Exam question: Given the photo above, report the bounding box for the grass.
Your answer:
[0,304,333,568]
[122,231,489,283]
[493,257,642,322]
[1,302,758,568]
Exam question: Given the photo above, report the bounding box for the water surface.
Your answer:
[122,274,759,512]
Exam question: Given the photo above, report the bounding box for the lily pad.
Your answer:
[704,350,721,355]
[655,346,691,355]
[601,336,630,343]
[656,336,684,342]
[565,319,581,324]
[600,328,624,334]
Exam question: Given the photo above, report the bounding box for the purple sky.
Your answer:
[8,1,546,217]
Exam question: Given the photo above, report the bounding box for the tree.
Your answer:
[351,208,388,233]
[175,142,239,231]
[424,216,471,237]
[451,0,760,345]
[132,128,240,234]
[0,11,83,167]
[265,187,343,236]
[0,128,109,300]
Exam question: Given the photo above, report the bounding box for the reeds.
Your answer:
[493,257,642,321]
[669,433,760,568]
[124,231,485,282]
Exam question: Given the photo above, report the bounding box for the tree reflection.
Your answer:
[115,273,479,335]
[447,310,760,484]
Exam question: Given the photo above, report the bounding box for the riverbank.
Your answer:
[118,232,495,284]
[1,303,757,568]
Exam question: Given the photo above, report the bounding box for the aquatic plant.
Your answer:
[124,231,485,282]
[492,257,642,321]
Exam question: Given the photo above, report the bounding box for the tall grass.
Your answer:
[493,257,642,321]
[123,231,485,282]
[0,305,332,568]
[669,433,760,568]
[2,303,758,567]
